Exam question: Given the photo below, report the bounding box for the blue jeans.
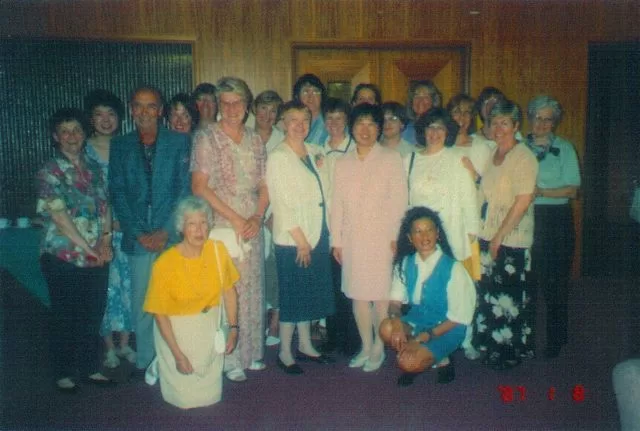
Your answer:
[128,252,158,369]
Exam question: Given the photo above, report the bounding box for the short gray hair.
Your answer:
[489,100,522,126]
[216,76,253,111]
[253,90,283,113]
[527,95,563,125]
[174,196,215,234]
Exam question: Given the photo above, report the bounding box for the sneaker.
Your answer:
[226,368,247,382]
[249,360,267,371]
[117,346,137,364]
[103,349,120,368]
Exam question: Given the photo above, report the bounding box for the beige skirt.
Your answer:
[154,307,223,409]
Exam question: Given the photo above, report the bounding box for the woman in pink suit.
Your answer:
[331,103,408,372]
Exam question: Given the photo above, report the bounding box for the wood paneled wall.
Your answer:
[3,0,640,274]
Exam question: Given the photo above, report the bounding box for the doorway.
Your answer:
[292,42,470,104]
[583,42,640,277]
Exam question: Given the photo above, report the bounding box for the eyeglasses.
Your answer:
[301,88,322,96]
[384,115,400,122]
[451,109,473,116]
[534,116,554,125]
[427,124,447,131]
[220,100,245,109]
[482,96,499,105]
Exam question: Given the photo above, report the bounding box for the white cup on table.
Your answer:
[16,217,31,228]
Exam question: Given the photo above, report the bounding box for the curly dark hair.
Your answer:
[351,83,382,106]
[393,206,454,283]
[414,107,459,148]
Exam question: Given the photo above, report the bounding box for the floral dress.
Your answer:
[191,123,266,370]
[473,243,534,369]
[85,144,133,335]
[472,144,538,369]
[36,151,108,266]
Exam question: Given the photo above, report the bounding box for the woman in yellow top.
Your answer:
[144,196,239,409]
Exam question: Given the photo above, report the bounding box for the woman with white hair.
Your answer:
[525,95,581,359]
[191,76,269,382]
[144,196,239,409]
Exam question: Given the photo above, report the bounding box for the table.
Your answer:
[0,227,49,306]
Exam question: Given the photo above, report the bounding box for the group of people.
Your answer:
[36,73,581,409]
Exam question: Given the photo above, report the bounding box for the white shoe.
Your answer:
[117,345,137,364]
[226,368,247,382]
[249,360,267,371]
[464,347,481,360]
[265,335,280,346]
[103,349,120,368]
[363,352,386,372]
[348,353,370,368]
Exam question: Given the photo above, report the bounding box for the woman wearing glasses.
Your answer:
[401,80,443,145]
[525,95,580,359]
[380,101,416,157]
[293,74,328,145]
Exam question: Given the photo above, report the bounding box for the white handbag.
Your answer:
[208,227,251,262]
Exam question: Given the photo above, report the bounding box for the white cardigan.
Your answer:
[266,142,329,248]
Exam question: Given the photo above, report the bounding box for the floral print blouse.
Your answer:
[36,150,109,267]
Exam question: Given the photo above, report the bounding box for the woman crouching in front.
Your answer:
[379,207,475,386]
[143,196,239,409]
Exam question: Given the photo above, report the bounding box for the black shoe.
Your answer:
[544,345,562,359]
[437,363,455,384]
[277,358,304,375]
[296,351,335,364]
[319,342,337,354]
[128,368,147,382]
[397,373,418,387]
[86,376,117,387]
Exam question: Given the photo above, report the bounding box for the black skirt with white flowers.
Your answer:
[472,239,534,370]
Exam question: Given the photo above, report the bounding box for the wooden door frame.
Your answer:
[291,40,471,95]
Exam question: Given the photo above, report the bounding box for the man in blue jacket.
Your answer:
[109,85,191,373]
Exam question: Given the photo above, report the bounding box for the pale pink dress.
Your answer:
[191,123,266,370]
[330,144,408,301]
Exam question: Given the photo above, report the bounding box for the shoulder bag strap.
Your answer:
[213,242,226,327]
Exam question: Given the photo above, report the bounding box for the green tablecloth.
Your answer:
[0,227,50,306]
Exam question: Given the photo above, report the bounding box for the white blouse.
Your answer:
[389,248,476,325]
[266,142,329,248]
[405,147,479,261]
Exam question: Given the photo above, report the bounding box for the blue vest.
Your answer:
[403,253,455,330]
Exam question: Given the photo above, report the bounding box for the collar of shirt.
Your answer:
[410,246,443,304]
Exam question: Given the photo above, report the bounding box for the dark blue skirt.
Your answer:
[275,224,335,323]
